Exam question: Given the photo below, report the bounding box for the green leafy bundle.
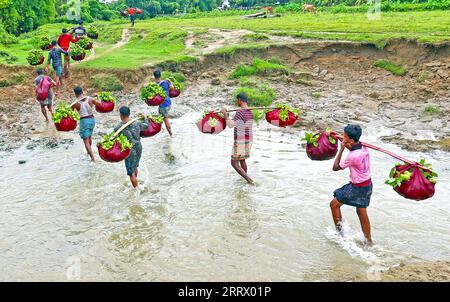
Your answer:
[100,133,133,152]
[208,117,219,127]
[168,76,184,91]
[275,102,300,122]
[302,132,320,147]
[385,159,438,188]
[140,82,167,101]
[76,36,92,49]
[70,44,85,56]
[87,25,99,36]
[26,49,43,65]
[149,114,164,124]
[51,102,80,124]
[38,36,51,49]
[99,91,116,103]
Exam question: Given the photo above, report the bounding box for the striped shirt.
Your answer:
[234,109,253,141]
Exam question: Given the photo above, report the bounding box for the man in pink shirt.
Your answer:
[330,124,373,245]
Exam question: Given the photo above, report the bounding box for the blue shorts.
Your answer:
[125,144,142,176]
[79,117,95,139]
[130,15,135,21]
[334,182,373,208]
[53,65,63,77]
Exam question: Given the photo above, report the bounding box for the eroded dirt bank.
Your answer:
[0,39,449,154]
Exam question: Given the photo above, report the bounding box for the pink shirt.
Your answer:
[340,145,371,184]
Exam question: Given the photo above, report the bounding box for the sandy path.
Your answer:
[74,28,132,64]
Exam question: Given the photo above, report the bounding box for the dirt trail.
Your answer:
[76,28,132,64]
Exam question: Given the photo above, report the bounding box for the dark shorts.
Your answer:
[125,144,142,176]
[334,182,373,208]
[130,15,135,21]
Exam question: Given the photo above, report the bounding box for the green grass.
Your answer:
[236,77,276,107]
[0,73,26,87]
[374,59,407,76]
[423,106,443,115]
[91,73,123,91]
[230,58,289,79]
[1,10,449,68]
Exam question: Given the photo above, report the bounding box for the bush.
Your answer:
[230,58,289,79]
[91,73,123,91]
[235,78,276,107]
[0,50,18,64]
[241,33,270,41]
[374,59,407,76]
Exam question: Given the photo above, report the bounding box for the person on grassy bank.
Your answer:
[154,70,173,136]
[128,6,136,27]
[330,124,373,245]
[34,69,56,123]
[72,20,86,38]
[71,86,102,162]
[45,40,68,94]
[114,106,149,188]
[222,92,255,185]
[57,28,79,77]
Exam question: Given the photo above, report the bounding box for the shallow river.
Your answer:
[0,108,449,281]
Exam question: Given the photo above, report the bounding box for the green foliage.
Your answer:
[98,91,116,104]
[161,71,186,83]
[70,44,85,56]
[91,74,123,91]
[37,35,51,49]
[374,59,407,76]
[423,106,443,115]
[302,132,320,147]
[148,114,165,124]
[167,76,184,90]
[76,36,92,49]
[26,49,43,65]
[385,159,438,188]
[275,102,299,122]
[87,24,99,36]
[140,82,167,101]
[312,92,321,99]
[100,133,133,152]
[0,50,17,63]
[230,58,289,79]
[235,80,276,107]
[51,102,80,124]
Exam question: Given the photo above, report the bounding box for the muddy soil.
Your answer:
[0,38,449,154]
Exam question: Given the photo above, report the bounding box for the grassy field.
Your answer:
[1,10,449,69]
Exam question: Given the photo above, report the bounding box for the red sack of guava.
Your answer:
[98,141,131,163]
[71,53,86,61]
[306,132,338,161]
[54,116,77,132]
[137,9,143,14]
[145,95,165,106]
[140,119,162,137]
[393,163,435,201]
[95,101,115,113]
[169,88,180,98]
[265,109,297,128]
[197,112,226,134]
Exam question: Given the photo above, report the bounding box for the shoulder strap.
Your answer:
[113,118,139,138]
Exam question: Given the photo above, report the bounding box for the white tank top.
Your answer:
[79,97,93,118]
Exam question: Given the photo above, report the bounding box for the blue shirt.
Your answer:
[158,80,171,108]
[47,47,68,68]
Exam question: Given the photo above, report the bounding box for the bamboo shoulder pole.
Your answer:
[113,118,139,138]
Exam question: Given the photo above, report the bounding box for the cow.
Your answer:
[302,4,317,13]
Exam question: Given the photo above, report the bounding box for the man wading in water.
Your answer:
[71,86,102,162]
[154,70,173,136]
[114,106,149,188]
[222,92,255,185]
[330,124,373,245]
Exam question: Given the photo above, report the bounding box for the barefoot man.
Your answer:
[222,92,255,185]
[71,86,102,162]
[330,124,373,245]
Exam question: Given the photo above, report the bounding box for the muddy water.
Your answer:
[0,107,449,281]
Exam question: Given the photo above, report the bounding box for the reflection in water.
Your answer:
[0,110,449,281]
[225,188,258,238]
